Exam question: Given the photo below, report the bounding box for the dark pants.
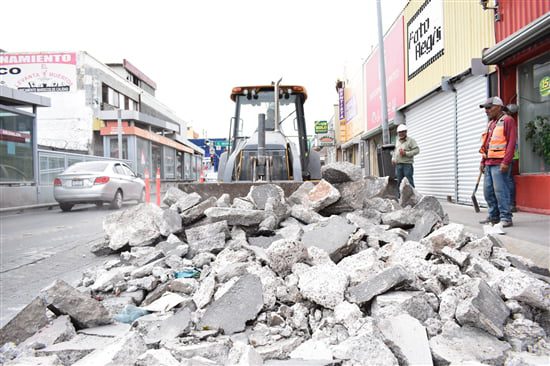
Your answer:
[396,163,414,190]
[484,165,512,222]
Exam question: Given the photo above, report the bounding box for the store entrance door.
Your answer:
[151,143,161,179]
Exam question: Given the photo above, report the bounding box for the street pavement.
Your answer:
[440,200,550,269]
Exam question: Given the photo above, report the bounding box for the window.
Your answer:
[0,110,34,182]
[136,138,150,176]
[39,154,65,184]
[109,137,128,159]
[163,146,175,179]
[184,152,191,180]
[518,52,550,174]
[176,151,183,179]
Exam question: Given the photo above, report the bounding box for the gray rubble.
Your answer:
[2,176,549,365]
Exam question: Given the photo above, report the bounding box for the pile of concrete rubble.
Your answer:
[1,162,549,366]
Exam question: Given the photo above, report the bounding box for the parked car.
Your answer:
[53,161,145,212]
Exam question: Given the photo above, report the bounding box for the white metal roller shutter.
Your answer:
[404,92,456,200]
[456,75,488,207]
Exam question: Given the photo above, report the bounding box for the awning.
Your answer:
[361,121,398,140]
[340,135,362,149]
[483,12,550,65]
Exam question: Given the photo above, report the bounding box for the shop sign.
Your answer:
[338,88,345,121]
[407,0,445,80]
[314,120,328,134]
[540,76,550,97]
[345,95,357,123]
[0,52,77,92]
[317,130,335,147]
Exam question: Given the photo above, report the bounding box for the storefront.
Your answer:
[482,5,550,213]
[100,120,202,182]
[0,86,50,208]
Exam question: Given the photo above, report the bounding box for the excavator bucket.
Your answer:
[178,181,306,201]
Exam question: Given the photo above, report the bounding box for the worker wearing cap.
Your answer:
[392,124,420,191]
[478,96,517,227]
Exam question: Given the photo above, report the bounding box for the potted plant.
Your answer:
[525,115,550,165]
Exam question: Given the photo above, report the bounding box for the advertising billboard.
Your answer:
[365,17,405,131]
[0,52,77,92]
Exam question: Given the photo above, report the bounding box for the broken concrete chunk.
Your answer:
[103,203,165,250]
[40,280,111,329]
[0,296,49,345]
[407,210,441,242]
[371,291,437,324]
[181,197,217,225]
[330,330,398,365]
[163,187,187,207]
[204,207,267,226]
[303,179,340,212]
[413,195,445,220]
[17,315,76,352]
[381,207,422,229]
[421,223,467,254]
[288,181,316,206]
[301,215,356,263]
[247,184,285,210]
[199,274,264,335]
[399,178,422,208]
[498,267,550,310]
[336,248,384,286]
[265,239,308,277]
[136,348,181,366]
[232,197,255,210]
[461,236,494,260]
[35,334,114,366]
[193,274,216,310]
[441,246,469,267]
[172,192,202,213]
[72,332,147,366]
[297,263,348,309]
[455,278,510,337]
[377,314,433,366]
[158,208,183,236]
[186,221,230,244]
[321,162,362,183]
[429,326,511,365]
[504,318,546,352]
[347,266,410,305]
[290,204,325,224]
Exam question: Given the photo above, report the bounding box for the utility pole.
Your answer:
[117,109,123,159]
[376,0,390,145]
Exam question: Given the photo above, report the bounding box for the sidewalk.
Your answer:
[440,200,550,269]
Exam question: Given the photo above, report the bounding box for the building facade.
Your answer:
[0,51,203,185]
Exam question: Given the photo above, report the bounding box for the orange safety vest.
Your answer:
[480,116,507,159]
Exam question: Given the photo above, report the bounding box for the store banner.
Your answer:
[365,17,405,131]
[407,0,445,80]
[338,88,345,121]
[0,52,77,92]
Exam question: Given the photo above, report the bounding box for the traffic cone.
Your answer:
[199,167,205,183]
[155,167,161,206]
[144,169,150,203]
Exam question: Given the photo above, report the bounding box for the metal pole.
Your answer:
[117,109,123,159]
[376,0,390,145]
[274,77,282,132]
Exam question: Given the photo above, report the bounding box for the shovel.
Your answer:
[471,170,482,213]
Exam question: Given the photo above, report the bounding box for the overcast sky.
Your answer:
[3,0,407,138]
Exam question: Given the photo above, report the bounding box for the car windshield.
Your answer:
[64,161,109,173]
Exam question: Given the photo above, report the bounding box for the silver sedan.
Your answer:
[54,161,145,212]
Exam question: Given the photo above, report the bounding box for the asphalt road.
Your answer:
[0,204,126,327]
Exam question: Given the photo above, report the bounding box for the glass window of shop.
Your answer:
[39,154,65,185]
[151,143,162,178]
[108,137,128,160]
[518,52,550,174]
[163,146,175,179]
[183,152,191,180]
[0,110,34,182]
[136,138,151,176]
[176,151,183,179]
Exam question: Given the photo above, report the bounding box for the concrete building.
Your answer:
[0,51,203,183]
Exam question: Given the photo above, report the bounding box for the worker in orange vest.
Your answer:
[478,96,517,228]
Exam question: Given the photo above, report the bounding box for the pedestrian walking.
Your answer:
[478,96,517,227]
[392,124,420,190]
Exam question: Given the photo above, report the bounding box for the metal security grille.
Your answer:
[404,92,456,200]
[456,75,489,207]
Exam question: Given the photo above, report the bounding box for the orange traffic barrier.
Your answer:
[144,169,150,203]
[199,167,205,183]
[155,167,161,206]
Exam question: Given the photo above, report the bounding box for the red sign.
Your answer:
[365,17,405,131]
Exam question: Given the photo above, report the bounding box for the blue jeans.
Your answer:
[484,165,512,222]
[506,161,516,206]
[396,163,414,190]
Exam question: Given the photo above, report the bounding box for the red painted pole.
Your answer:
[144,169,150,203]
[156,167,161,206]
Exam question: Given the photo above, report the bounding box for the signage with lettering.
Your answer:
[407,0,444,80]
[314,120,328,134]
[0,52,77,92]
[317,130,335,147]
[540,76,550,97]
[338,88,345,121]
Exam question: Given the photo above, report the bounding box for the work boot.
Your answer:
[501,220,513,228]
[511,206,517,213]
[479,217,499,225]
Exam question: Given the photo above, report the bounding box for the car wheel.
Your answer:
[110,190,123,209]
[138,189,146,203]
[59,203,74,212]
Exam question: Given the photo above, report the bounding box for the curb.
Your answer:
[0,203,58,214]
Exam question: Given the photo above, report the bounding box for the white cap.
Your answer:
[397,124,408,132]
[479,96,504,108]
